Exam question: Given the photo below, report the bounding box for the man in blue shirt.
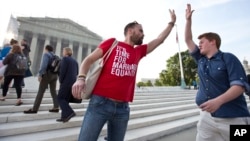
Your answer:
[23,45,59,114]
[184,4,250,141]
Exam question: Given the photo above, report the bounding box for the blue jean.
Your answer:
[78,95,130,141]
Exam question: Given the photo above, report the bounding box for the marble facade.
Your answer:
[17,17,103,75]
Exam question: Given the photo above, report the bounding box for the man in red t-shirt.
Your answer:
[72,9,176,141]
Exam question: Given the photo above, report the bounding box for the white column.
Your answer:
[55,38,61,56]
[17,31,24,43]
[30,34,38,68]
[69,40,73,49]
[77,43,83,64]
[87,45,92,55]
[44,36,50,47]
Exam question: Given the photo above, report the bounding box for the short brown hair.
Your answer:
[124,21,139,36]
[10,39,18,45]
[11,44,22,54]
[198,32,221,49]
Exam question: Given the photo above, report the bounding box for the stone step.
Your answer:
[0,88,201,141]
[0,109,199,140]
[0,101,197,126]
[98,116,199,141]
[0,100,194,119]
[0,94,196,112]
[0,116,199,141]
[2,89,197,99]
[0,94,195,104]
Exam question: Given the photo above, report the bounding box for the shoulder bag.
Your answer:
[81,40,118,99]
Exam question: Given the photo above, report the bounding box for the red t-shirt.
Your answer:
[92,38,147,102]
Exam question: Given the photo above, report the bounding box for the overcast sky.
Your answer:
[0,0,249,82]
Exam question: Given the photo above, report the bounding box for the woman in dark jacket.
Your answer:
[56,47,79,122]
[0,44,26,105]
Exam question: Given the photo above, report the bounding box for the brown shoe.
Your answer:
[49,108,59,113]
[15,101,23,106]
[0,97,6,101]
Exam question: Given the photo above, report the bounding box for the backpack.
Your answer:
[14,54,28,71]
[245,74,250,96]
[47,54,61,74]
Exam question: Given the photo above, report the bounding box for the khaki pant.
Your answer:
[32,72,59,111]
[196,111,250,141]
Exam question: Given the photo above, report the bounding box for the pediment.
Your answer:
[17,17,102,39]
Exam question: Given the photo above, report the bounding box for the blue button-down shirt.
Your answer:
[38,52,53,77]
[191,46,250,118]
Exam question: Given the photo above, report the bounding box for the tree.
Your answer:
[146,80,153,86]
[158,50,197,86]
[154,79,162,86]
[137,82,146,87]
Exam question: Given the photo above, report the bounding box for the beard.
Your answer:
[131,34,143,45]
[134,39,143,45]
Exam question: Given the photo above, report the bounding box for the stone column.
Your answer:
[69,40,73,49]
[77,43,83,64]
[55,38,61,56]
[87,45,92,55]
[30,34,38,72]
[44,36,50,47]
[17,30,24,43]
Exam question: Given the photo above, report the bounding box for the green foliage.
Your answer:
[136,50,197,87]
[146,80,153,86]
[137,82,146,87]
[136,80,154,87]
[158,50,197,86]
[154,79,162,86]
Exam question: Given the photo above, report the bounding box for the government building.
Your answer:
[16,17,103,75]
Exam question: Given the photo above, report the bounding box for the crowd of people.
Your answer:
[0,3,250,141]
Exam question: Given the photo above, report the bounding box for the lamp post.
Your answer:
[175,24,186,89]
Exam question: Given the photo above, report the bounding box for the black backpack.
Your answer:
[246,74,250,96]
[14,54,28,71]
[47,54,61,74]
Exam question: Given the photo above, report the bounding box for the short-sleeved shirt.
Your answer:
[191,46,250,118]
[92,38,147,102]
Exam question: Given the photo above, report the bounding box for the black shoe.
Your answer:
[56,112,76,123]
[24,109,37,114]
[56,118,64,122]
[65,112,76,122]
[49,108,59,113]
